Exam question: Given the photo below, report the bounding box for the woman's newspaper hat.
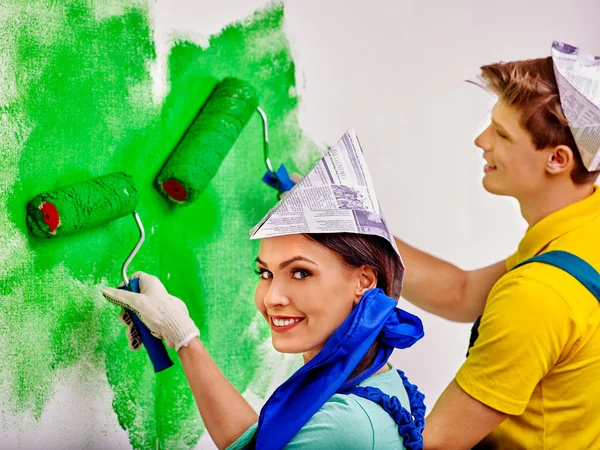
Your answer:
[249,129,401,260]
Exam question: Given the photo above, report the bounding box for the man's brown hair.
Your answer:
[475,57,599,184]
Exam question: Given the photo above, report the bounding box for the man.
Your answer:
[396,42,600,448]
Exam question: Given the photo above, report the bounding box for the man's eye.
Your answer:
[292,270,311,280]
[495,129,507,139]
[254,269,272,279]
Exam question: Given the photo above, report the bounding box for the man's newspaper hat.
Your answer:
[552,41,600,170]
[249,130,401,261]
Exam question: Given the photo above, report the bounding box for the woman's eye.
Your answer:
[495,129,506,139]
[254,269,272,279]
[292,269,311,280]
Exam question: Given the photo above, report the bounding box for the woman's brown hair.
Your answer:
[304,232,403,382]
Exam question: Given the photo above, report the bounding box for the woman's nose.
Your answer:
[263,282,291,309]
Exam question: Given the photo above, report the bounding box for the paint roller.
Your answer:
[26,172,174,372]
[155,77,259,204]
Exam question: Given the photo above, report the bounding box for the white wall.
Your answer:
[160,0,600,443]
[5,1,600,448]
[283,0,600,408]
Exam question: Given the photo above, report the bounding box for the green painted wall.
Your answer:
[0,1,317,447]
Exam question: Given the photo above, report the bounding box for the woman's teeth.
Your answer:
[272,318,302,327]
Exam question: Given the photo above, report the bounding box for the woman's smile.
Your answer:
[269,315,305,332]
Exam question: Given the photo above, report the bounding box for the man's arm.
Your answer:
[395,237,507,322]
[424,380,507,450]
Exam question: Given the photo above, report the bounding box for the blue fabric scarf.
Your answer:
[251,288,425,449]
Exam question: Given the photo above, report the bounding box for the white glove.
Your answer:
[102,272,200,351]
[278,172,303,200]
[289,172,303,184]
[118,309,143,351]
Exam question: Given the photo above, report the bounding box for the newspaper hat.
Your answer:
[551,41,600,170]
[250,129,401,260]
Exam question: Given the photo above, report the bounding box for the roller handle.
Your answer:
[119,278,174,373]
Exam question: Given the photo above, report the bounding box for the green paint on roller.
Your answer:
[26,172,139,238]
[156,77,259,205]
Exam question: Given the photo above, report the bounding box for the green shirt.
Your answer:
[227,368,409,449]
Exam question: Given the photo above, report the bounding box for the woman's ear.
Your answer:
[354,265,378,305]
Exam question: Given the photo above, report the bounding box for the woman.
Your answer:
[103,231,425,449]
[104,125,423,449]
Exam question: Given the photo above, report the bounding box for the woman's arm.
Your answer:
[178,338,258,449]
[102,272,258,449]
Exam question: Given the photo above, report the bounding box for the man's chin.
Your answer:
[482,177,508,196]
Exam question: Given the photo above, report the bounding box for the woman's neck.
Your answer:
[374,363,390,376]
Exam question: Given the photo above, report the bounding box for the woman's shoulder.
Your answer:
[285,369,408,449]
[285,394,376,449]
[354,367,412,412]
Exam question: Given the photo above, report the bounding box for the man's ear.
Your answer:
[546,144,575,175]
[354,265,378,305]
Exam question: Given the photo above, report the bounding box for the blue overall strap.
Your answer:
[348,369,425,450]
[467,250,600,357]
[512,250,600,300]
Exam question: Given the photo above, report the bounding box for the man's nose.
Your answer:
[474,125,493,152]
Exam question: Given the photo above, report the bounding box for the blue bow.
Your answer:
[252,288,424,449]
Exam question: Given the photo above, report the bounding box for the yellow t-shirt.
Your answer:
[456,186,600,449]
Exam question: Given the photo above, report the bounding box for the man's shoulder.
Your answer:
[494,252,600,315]
[491,265,568,305]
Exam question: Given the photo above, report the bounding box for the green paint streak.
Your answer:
[1,1,319,448]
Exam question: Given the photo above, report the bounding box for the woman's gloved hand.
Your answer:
[102,272,200,351]
[278,172,303,200]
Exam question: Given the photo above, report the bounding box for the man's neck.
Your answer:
[519,181,595,227]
